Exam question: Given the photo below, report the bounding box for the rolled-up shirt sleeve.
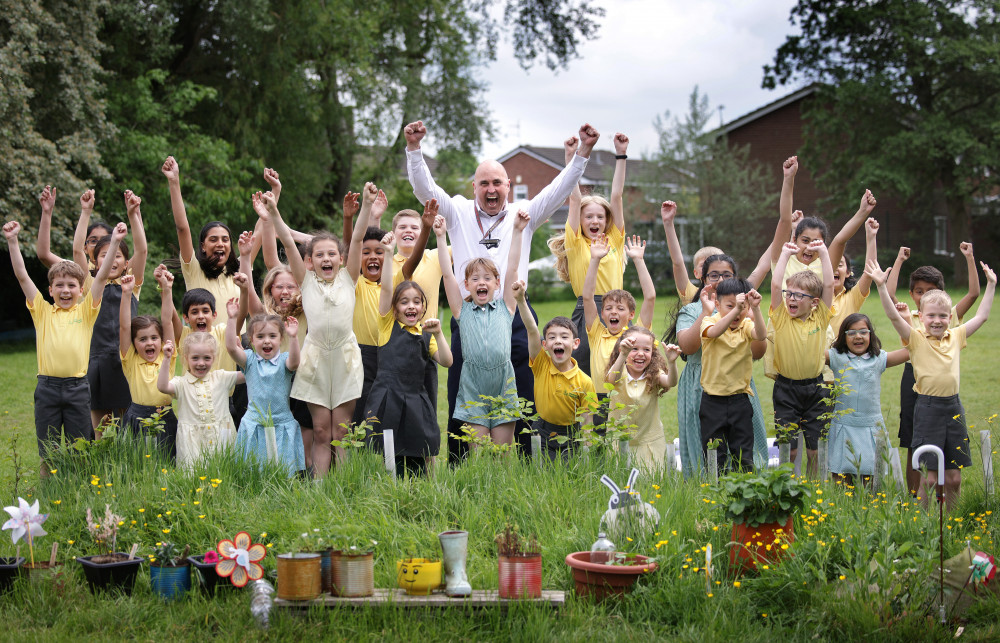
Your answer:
[526,153,589,232]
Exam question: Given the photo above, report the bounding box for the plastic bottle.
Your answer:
[590,532,616,564]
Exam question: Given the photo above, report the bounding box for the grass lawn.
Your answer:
[0,290,997,641]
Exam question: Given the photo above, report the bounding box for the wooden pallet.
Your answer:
[275,588,565,610]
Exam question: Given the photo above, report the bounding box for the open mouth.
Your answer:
[365,259,381,277]
[400,233,415,243]
[195,321,209,331]
[404,310,419,323]
[213,250,226,264]
[476,286,489,299]
[144,346,158,360]
[606,315,621,329]
[787,303,799,315]
[552,346,566,359]
[320,262,335,277]
[589,225,601,236]
[485,194,499,209]
[801,252,815,262]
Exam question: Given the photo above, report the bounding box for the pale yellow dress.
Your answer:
[170,370,240,467]
[611,372,667,470]
[291,270,363,409]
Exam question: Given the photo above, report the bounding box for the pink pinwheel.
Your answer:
[215,531,266,588]
[3,497,49,566]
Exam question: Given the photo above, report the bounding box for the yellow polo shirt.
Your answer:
[700,314,755,396]
[179,323,235,373]
[904,325,966,397]
[122,346,176,406]
[392,249,445,321]
[773,254,824,291]
[587,318,651,391]
[376,313,438,355]
[908,306,962,331]
[180,258,240,328]
[530,350,596,426]
[829,286,868,337]
[770,301,834,380]
[565,223,625,296]
[678,282,699,305]
[353,277,382,346]
[28,291,101,378]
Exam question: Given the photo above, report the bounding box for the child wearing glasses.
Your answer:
[770,240,834,477]
[825,314,909,485]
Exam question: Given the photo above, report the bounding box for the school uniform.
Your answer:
[351,277,382,427]
[898,306,962,449]
[120,346,179,456]
[566,223,625,377]
[392,250,445,418]
[530,350,596,460]
[88,281,137,411]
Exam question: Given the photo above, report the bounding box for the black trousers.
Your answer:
[699,391,755,473]
[447,300,538,462]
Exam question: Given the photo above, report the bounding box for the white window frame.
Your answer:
[513,184,528,201]
[675,216,710,262]
[933,216,950,256]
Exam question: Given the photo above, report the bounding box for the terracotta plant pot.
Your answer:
[565,551,657,600]
[188,555,235,595]
[729,516,795,574]
[498,554,542,599]
[77,553,143,595]
[150,562,191,601]
[276,553,322,600]
[332,551,374,598]
[0,557,25,593]
[396,558,442,596]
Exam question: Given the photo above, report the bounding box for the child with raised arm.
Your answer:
[258,185,366,477]
[699,279,768,473]
[438,208,526,448]
[5,220,125,475]
[35,187,111,274]
[119,270,178,457]
[548,133,629,374]
[885,241,980,494]
[366,228,453,475]
[517,281,596,461]
[584,233,654,424]
[224,297,304,477]
[660,200,722,304]
[770,239,835,477]
[867,259,995,510]
[605,328,680,470]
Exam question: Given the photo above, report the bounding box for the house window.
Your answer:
[933,216,949,256]
[513,184,528,202]
[675,216,708,261]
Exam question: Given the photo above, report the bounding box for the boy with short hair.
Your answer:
[770,239,835,477]
[885,243,980,493]
[867,258,995,511]
[5,219,125,475]
[515,281,596,460]
[700,278,767,473]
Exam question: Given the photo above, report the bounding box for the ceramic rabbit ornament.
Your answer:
[600,468,660,536]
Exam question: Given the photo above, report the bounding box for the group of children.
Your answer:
[5,144,995,508]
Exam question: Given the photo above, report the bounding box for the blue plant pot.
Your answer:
[150,562,191,600]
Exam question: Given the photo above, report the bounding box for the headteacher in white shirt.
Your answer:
[403,120,600,461]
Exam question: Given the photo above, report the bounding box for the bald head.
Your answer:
[473,160,510,216]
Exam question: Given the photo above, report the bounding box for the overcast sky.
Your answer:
[472,0,803,160]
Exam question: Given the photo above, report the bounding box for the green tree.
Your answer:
[641,87,777,270]
[763,0,1000,276]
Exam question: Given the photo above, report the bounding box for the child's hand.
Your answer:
[700,283,716,315]
[226,297,239,319]
[403,121,426,149]
[662,343,681,362]
[3,220,21,241]
[39,185,56,214]
[619,334,636,352]
[807,239,826,255]
[982,261,996,284]
[361,182,377,205]
[284,315,299,338]
[124,190,142,218]
[120,273,135,295]
[660,200,677,224]
[238,231,254,257]
[422,198,438,228]
[791,209,804,227]
[423,318,441,334]
[735,292,747,311]
[263,167,281,192]
[252,191,270,222]
[864,259,890,287]
[960,241,974,258]
[343,192,360,220]
[859,189,877,215]
[372,189,389,219]
[513,208,530,232]
[163,340,175,359]
[865,217,879,236]
[432,214,447,239]
[80,189,95,214]
[783,155,798,178]
[895,300,911,318]
[624,235,645,260]
[746,288,762,308]
[161,156,179,182]
[563,136,579,164]
[590,234,609,260]
[511,279,527,302]
[613,132,629,156]
[379,231,395,253]
[111,221,128,243]
[233,271,249,290]
[261,191,279,216]
[897,246,911,262]
[154,264,174,290]
[781,241,799,256]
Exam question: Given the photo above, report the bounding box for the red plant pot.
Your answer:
[564,551,657,600]
[729,516,795,575]
[498,554,541,599]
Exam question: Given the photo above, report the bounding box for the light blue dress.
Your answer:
[237,349,304,476]
[677,301,768,478]
[827,349,888,475]
[453,300,518,429]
